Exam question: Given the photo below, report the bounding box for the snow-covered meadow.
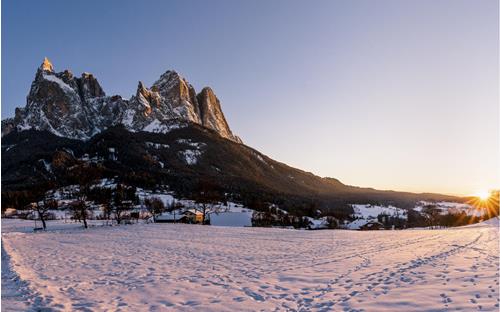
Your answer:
[2,218,499,311]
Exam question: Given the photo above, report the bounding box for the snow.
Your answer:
[136,189,175,207]
[37,110,64,137]
[121,109,135,127]
[38,159,52,172]
[145,141,169,149]
[415,201,482,217]
[1,218,498,311]
[142,119,182,134]
[16,121,31,131]
[175,139,205,165]
[179,149,202,165]
[143,119,163,132]
[44,186,251,227]
[305,217,329,229]
[253,152,270,167]
[176,139,206,149]
[151,200,254,227]
[210,212,252,227]
[42,73,76,94]
[346,204,407,230]
[137,93,151,111]
[1,245,49,311]
[351,204,407,219]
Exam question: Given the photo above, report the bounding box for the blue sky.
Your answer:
[2,0,498,195]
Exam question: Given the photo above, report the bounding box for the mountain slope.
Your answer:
[1,125,461,214]
[1,59,464,215]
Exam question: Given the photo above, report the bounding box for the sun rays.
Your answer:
[466,190,500,223]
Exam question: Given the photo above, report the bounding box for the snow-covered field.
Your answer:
[1,219,499,311]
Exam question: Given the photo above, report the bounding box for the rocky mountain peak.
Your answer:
[135,81,162,117]
[41,57,54,72]
[197,87,241,143]
[137,80,147,92]
[77,72,105,100]
[151,70,201,123]
[3,60,242,143]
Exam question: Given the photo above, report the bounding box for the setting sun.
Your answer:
[474,190,490,200]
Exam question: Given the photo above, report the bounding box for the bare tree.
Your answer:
[90,187,113,225]
[72,186,91,229]
[113,184,131,224]
[113,199,126,225]
[193,180,223,225]
[70,199,89,229]
[422,205,440,228]
[102,200,113,225]
[144,197,165,222]
[72,165,100,229]
[30,201,50,230]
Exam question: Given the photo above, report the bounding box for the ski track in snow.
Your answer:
[1,219,499,311]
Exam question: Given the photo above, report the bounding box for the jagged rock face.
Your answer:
[3,58,241,143]
[77,73,105,101]
[20,65,97,139]
[151,71,201,123]
[198,87,241,143]
[136,82,155,116]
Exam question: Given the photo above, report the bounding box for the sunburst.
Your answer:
[473,190,490,201]
[466,190,499,222]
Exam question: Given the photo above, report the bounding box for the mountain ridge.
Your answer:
[1,58,241,143]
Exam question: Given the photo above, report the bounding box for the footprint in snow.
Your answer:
[242,287,265,302]
[349,291,359,297]
[182,300,200,306]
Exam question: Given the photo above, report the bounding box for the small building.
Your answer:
[156,211,188,223]
[156,209,203,224]
[183,209,204,223]
[359,221,384,231]
[3,208,17,217]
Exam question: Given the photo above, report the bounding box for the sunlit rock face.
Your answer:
[3,58,241,143]
[41,57,54,72]
[197,87,241,143]
[152,70,201,124]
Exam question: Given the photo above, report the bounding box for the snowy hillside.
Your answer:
[2,219,498,311]
[414,201,483,216]
[346,204,407,230]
